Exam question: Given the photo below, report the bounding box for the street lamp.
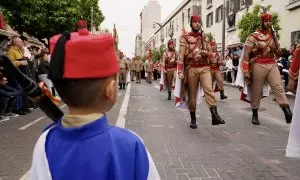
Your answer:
[222,0,226,60]
[168,21,174,39]
[153,22,164,49]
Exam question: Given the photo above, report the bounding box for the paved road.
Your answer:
[0,91,126,180]
[126,81,300,180]
[1,80,300,180]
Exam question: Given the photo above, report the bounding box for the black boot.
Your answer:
[119,83,122,90]
[220,90,228,100]
[190,112,197,129]
[282,106,293,124]
[122,83,126,90]
[168,91,171,100]
[252,108,260,125]
[210,106,225,125]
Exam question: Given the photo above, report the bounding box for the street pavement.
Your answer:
[126,80,300,180]
[0,91,126,180]
[1,79,300,180]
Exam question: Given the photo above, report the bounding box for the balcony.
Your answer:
[286,0,300,10]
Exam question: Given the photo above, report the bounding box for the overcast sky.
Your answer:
[99,0,182,57]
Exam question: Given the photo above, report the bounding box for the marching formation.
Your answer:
[118,10,298,131]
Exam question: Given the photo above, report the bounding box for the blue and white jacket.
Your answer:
[29,115,160,180]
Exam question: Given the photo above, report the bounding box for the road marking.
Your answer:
[0,118,12,123]
[19,117,45,130]
[116,83,131,128]
[19,170,30,180]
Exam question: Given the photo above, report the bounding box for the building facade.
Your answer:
[153,0,202,51]
[140,0,162,44]
[135,34,143,56]
[202,0,300,50]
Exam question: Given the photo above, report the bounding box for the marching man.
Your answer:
[118,52,128,90]
[209,41,228,100]
[161,40,177,100]
[135,56,143,84]
[176,15,225,129]
[240,9,293,125]
[145,50,154,84]
[286,41,300,158]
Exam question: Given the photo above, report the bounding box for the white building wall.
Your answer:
[201,0,300,50]
[141,1,162,43]
[154,0,202,51]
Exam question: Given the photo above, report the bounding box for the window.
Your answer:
[207,0,212,5]
[291,30,300,44]
[216,5,224,22]
[206,12,214,28]
[182,12,185,25]
[188,8,191,22]
[229,0,234,13]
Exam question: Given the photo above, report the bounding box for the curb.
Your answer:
[223,82,296,99]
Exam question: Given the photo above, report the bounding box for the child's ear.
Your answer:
[104,79,116,101]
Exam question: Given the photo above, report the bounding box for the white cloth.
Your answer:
[225,58,234,71]
[286,76,300,158]
[174,65,204,109]
[235,49,270,102]
[24,47,32,60]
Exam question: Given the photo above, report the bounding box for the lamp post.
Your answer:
[168,21,174,40]
[153,22,164,49]
[222,0,226,59]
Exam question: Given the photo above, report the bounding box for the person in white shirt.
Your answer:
[225,55,235,85]
[20,36,32,61]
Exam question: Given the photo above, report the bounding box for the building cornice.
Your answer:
[154,0,191,35]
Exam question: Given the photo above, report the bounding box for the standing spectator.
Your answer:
[153,61,158,81]
[232,54,239,84]
[38,52,57,96]
[225,55,234,84]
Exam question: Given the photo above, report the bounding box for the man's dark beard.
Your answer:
[168,47,175,51]
[261,23,270,30]
[191,24,200,32]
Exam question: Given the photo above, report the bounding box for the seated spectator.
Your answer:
[0,73,20,121]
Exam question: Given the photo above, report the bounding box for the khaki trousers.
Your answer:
[187,67,217,112]
[251,63,289,108]
[136,71,141,83]
[210,70,224,91]
[166,70,175,91]
[147,72,153,82]
[119,68,126,84]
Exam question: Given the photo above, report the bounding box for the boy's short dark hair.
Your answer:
[53,76,116,108]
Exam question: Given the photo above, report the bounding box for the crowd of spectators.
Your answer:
[0,35,56,121]
[222,44,298,94]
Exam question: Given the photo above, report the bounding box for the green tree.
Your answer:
[238,4,281,43]
[151,48,163,62]
[206,32,214,42]
[1,0,104,46]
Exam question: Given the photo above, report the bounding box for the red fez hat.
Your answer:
[49,31,119,79]
[168,40,174,46]
[210,41,217,46]
[77,20,87,29]
[260,13,272,21]
[191,15,201,23]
